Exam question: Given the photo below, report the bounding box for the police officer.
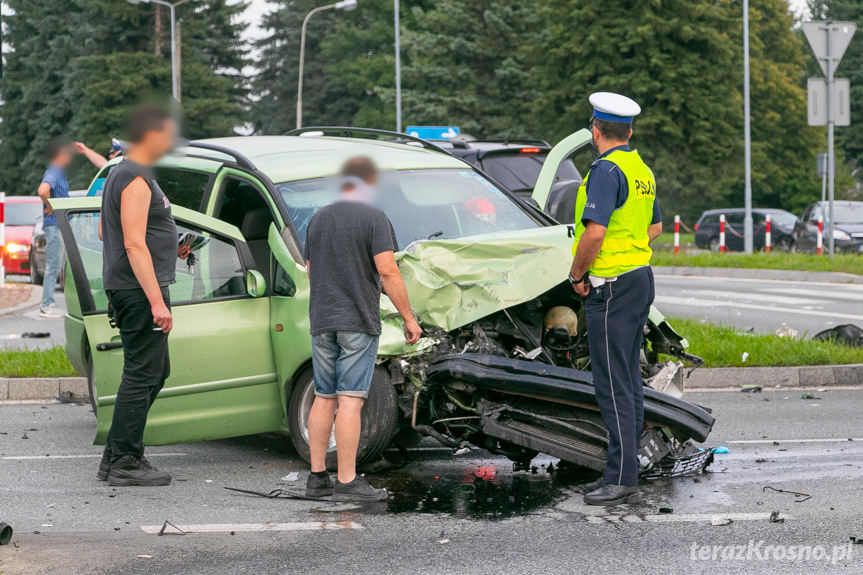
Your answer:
[569,93,663,506]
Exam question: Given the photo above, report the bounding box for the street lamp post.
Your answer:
[394,0,401,133]
[742,0,753,254]
[296,0,358,129]
[127,0,193,103]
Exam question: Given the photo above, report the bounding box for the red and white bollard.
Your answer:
[0,192,5,287]
[765,214,771,254]
[817,215,824,255]
[673,215,680,256]
[719,214,726,253]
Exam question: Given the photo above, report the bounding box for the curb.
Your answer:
[653,265,863,284]
[0,283,42,317]
[0,377,87,401]
[685,363,863,389]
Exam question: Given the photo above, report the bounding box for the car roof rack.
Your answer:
[284,126,453,156]
[181,141,259,172]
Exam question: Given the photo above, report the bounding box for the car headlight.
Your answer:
[4,242,29,253]
[833,229,851,241]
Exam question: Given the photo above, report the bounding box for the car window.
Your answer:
[65,212,246,312]
[831,202,863,224]
[699,214,718,226]
[480,154,580,191]
[809,205,822,222]
[5,202,42,226]
[276,169,540,249]
[725,213,744,225]
[769,212,797,227]
[154,168,212,211]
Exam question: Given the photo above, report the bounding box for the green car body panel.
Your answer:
[53,131,615,447]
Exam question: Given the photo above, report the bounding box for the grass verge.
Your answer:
[652,250,863,275]
[671,317,863,368]
[0,346,78,378]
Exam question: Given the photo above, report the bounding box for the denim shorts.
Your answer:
[311,331,379,399]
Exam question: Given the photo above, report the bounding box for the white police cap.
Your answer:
[589,92,641,124]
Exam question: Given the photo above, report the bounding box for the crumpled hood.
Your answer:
[378,225,573,355]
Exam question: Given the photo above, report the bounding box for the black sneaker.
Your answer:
[305,472,334,498]
[96,448,111,481]
[333,476,388,502]
[107,455,171,486]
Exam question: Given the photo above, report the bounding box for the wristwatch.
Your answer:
[568,272,588,285]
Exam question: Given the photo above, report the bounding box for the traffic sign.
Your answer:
[807,77,850,126]
[405,126,460,140]
[803,21,856,76]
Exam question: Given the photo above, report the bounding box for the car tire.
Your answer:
[778,236,794,253]
[287,365,399,471]
[86,345,98,416]
[29,249,43,285]
[708,236,720,252]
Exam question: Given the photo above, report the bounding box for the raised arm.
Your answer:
[75,142,108,169]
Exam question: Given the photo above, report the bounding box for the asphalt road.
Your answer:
[0,276,65,351]
[654,274,863,336]
[2,388,863,574]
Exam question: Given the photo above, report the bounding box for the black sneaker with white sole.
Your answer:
[333,476,388,502]
[305,472,334,498]
[107,455,171,486]
[96,447,111,481]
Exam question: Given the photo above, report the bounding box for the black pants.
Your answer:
[585,266,654,487]
[105,287,171,461]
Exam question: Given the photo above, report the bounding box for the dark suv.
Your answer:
[694,208,797,252]
[432,138,583,223]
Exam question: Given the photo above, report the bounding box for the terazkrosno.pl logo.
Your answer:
[690,540,854,565]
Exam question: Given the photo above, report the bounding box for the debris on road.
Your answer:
[714,446,729,454]
[710,515,732,526]
[774,327,798,339]
[158,520,187,536]
[768,511,785,523]
[0,523,12,545]
[850,537,863,545]
[813,324,863,347]
[740,385,762,393]
[223,486,326,502]
[438,531,450,544]
[762,485,811,502]
[741,352,749,363]
[137,555,153,559]
[280,472,299,482]
[658,507,673,514]
[801,392,821,400]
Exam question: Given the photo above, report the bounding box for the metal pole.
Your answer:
[394,0,402,132]
[821,154,827,202]
[826,21,835,258]
[169,4,177,101]
[297,4,336,130]
[742,0,753,253]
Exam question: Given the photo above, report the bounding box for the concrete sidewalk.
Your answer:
[654,265,863,284]
[0,282,41,316]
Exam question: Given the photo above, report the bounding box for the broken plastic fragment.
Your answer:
[281,472,299,482]
[710,515,732,526]
[714,446,729,454]
[741,385,762,393]
[741,352,749,363]
[768,511,784,523]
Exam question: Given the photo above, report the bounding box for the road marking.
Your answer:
[654,295,863,322]
[654,274,863,289]
[140,521,363,534]
[724,438,863,445]
[586,512,781,524]
[760,286,863,302]
[668,289,812,306]
[2,452,187,460]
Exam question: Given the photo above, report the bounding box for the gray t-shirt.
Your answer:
[304,200,398,336]
[101,160,178,290]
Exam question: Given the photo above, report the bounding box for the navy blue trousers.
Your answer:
[585,266,655,486]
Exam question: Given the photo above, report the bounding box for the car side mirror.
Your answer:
[246,269,267,298]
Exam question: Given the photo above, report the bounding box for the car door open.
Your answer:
[53,197,283,446]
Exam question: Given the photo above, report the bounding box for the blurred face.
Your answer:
[53,146,73,168]
[141,119,177,159]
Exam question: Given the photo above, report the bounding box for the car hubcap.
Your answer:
[298,377,337,453]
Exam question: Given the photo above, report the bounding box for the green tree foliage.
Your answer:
[0,0,248,192]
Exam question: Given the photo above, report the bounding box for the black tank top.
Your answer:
[101,160,178,290]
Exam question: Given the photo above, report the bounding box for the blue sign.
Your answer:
[406,125,461,140]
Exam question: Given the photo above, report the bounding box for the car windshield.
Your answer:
[277,169,540,249]
[481,154,580,191]
[830,203,863,224]
[6,201,42,226]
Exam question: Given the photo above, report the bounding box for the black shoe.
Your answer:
[584,484,641,506]
[580,477,604,493]
[333,476,388,502]
[107,455,171,486]
[96,448,111,481]
[306,472,334,498]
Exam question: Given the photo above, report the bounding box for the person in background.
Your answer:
[304,156,422,501]
[75,141,109,169]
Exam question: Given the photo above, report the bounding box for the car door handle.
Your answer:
[96,342,124,352]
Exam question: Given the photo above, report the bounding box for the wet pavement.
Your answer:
[2,387,863,573]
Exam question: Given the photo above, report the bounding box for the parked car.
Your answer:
[432,137,584,224]
[28,191,86,284]
[793,201,863,254]
[1,196,42,276]
[694,208,797,252]
[52,128,714,477]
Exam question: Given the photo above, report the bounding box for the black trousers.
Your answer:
[585,266,654,486]
[105,287,171,461]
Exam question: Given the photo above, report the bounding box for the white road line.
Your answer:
[667,289,812,306]
[2,452,187,460]
[760,286,863,302]
[140,521,363,534]
[653,274,863,289]
[723,438,863,445]
[654,295,863,322]
[586,512,781,524]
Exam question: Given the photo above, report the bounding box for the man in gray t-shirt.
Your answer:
[303,157,421,502]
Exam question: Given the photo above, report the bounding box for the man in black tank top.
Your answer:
[97,105,186,487]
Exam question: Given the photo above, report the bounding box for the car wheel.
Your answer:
[86,345,98,416]
[288,365,399,471]
[778,236,794,253]
[708,236,720,252]
[29,250,43,285]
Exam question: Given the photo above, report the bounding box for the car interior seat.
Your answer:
[241,208,274,291]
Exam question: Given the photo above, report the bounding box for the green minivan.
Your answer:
[53,128,713,474]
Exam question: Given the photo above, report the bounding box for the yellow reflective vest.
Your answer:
[572,149,655,278]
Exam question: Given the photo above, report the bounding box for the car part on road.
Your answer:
[813,324,863,347]
[762,485,811,502]
[740,385,762,393]
[769,510,785,523]
[0,522,12,545]
[157,520,187,536]
[223,486,328,502]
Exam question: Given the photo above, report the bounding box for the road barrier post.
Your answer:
[765,214,771,253]
[0,192,5,288]
[719,214,726,253]
[817,215,824,255]
[673,215,680,256]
